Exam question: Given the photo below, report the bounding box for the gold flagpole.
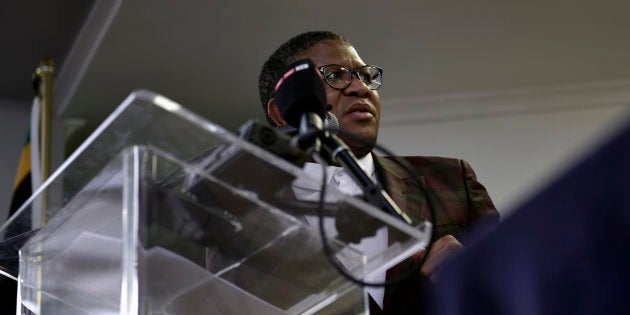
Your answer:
[35,56,54,225]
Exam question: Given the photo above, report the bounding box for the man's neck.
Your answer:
[350,146,373,160]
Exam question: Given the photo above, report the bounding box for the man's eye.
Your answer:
[357,72,371,83]
[326,71,344,82]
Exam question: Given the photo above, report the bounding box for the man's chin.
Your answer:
[338,133,377,158]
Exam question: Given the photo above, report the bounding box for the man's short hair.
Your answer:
[258,31,348,126]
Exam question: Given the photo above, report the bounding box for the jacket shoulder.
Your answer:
[382,155,470,178]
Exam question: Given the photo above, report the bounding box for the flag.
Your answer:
[1,97,41,313]
[5,97,41,229]
[8,133,33,217]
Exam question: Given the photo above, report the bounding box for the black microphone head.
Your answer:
[274,58,327,127]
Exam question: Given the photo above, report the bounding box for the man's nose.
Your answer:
[342,76,371,96]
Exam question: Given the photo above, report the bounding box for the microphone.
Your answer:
[324,111,339,132]
[274,58,327,128]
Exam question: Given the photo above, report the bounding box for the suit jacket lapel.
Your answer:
[373,155,428,224]
[373,154,430,311]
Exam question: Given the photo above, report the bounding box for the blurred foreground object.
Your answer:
[429,116,630,315]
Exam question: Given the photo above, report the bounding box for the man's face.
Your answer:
[296,40,381,157]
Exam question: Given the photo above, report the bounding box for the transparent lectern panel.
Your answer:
[133,147,351,314]
[125,145,430,314]
[1,90,230,280]
[4,90,430,314]
[19,155,128,315]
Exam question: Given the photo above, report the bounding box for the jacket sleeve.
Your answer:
[460,159,500,240]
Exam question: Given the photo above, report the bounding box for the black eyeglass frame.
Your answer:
[317,64,383,91]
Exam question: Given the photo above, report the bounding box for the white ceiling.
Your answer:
[9,0,630,131]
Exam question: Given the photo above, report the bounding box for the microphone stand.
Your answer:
[295,113,413,225]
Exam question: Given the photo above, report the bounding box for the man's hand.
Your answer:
[414,235,463,282]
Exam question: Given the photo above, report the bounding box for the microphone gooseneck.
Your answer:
[278,111,338,136]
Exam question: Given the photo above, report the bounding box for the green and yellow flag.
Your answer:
[9,133,33,215]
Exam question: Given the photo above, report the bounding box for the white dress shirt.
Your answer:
[290,154,387,309]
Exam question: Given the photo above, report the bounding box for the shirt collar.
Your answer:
[292,153,376,190]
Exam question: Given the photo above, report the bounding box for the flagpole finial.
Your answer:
[35,56,55,75]
[32,56,54,96]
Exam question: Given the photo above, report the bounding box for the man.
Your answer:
[258,31,499,314]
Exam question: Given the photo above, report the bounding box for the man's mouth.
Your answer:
[344,103,374,120]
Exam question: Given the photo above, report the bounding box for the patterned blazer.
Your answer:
[371,154,499,314]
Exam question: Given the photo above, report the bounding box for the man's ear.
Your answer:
[267,98,287,126]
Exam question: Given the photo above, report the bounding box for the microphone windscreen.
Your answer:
[274,59,326,127]
[324,112,339,132]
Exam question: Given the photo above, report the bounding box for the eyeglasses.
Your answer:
[318,64,383,90]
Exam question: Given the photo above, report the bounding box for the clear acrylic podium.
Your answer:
[0,90,431,314]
